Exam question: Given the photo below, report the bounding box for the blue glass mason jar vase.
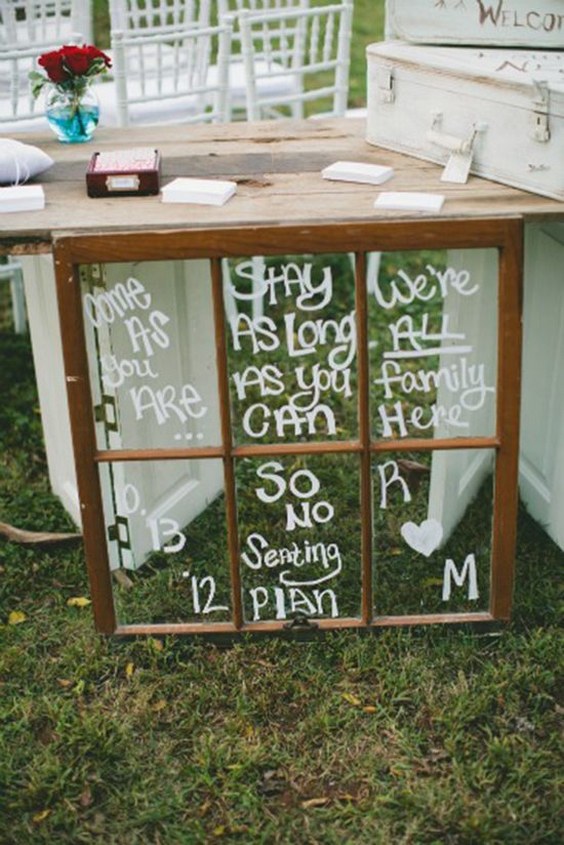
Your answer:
[44,83,99,143]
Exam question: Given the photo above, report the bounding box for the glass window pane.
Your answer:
[236,453,362,623]
[225,253,358,446]
[80,260,221,450]
[99,459,231,625]
[372,448,494,616]
[369,249,498,441]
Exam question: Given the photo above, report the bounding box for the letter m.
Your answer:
[442,554,479,601]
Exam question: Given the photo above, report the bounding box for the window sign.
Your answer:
[81,259,221,452]
[369,249,498,441]
[236,453,362,624]
[373,448,495,618]
[53,219,521,636]
[226,253,358,445]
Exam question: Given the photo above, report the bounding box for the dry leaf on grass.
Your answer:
[8,610,26,625]
[67,597,91,608]
[341,692,362,707]
[301,797,330,809]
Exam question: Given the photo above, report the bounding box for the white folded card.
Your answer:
[374,192,445,212]
[161,177,236,206]
[0,184,45,213]
[322,161,394,185]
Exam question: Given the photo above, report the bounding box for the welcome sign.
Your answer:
[386,0,564,48]
[53,218,522,637]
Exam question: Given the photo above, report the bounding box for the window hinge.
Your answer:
[108,516,131,551]
[94,394,119,433]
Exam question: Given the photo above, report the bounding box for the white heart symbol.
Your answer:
[400,519,443,557]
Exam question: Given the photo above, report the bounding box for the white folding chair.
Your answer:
[0,0,90,45]
[106,0,211,80]
[98,20,233,127]
[237,0,353,120]
[0,43,54,131]
[215,0,307,119]
[0,0,86,101]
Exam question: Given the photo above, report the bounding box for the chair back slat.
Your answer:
[111,20,233,127]
[238,0,352,120]
[108,0,211,32]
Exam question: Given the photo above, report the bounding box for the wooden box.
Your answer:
[86,148,161,198]
[385,0,564,49]
[366,42,564,201]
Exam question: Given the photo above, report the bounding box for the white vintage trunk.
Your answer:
[386,0,564,48]
[366,42,564,201]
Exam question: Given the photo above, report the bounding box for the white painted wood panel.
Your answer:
[386,0,564,48]
[22,255,224,569]
[20,254,81,526]
[519,222,564,549]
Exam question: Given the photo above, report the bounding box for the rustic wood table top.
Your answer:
[2,117,563,255]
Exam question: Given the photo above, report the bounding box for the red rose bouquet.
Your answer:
[29,44,112,142]
[30,44,112,99]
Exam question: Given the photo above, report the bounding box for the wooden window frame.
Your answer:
[53,217,523,636]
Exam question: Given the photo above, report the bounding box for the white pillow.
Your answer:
[0,138,54,186]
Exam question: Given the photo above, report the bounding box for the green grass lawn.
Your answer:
[1,3,563,843]
[1,266,562,843]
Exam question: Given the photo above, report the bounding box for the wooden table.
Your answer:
[2,117,563,256]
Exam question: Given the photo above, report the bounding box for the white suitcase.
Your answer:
[366,42,564,201]
[385,0,564,49]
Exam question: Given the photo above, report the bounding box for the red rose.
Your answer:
[61,45,91,76]
[38,49,70,84]
[85,45,112,69]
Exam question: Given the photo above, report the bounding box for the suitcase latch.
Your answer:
[376,66,394,104]
[531,80,550,143]
[532,112,550,144]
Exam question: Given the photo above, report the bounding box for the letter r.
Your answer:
[377,460,412,509]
